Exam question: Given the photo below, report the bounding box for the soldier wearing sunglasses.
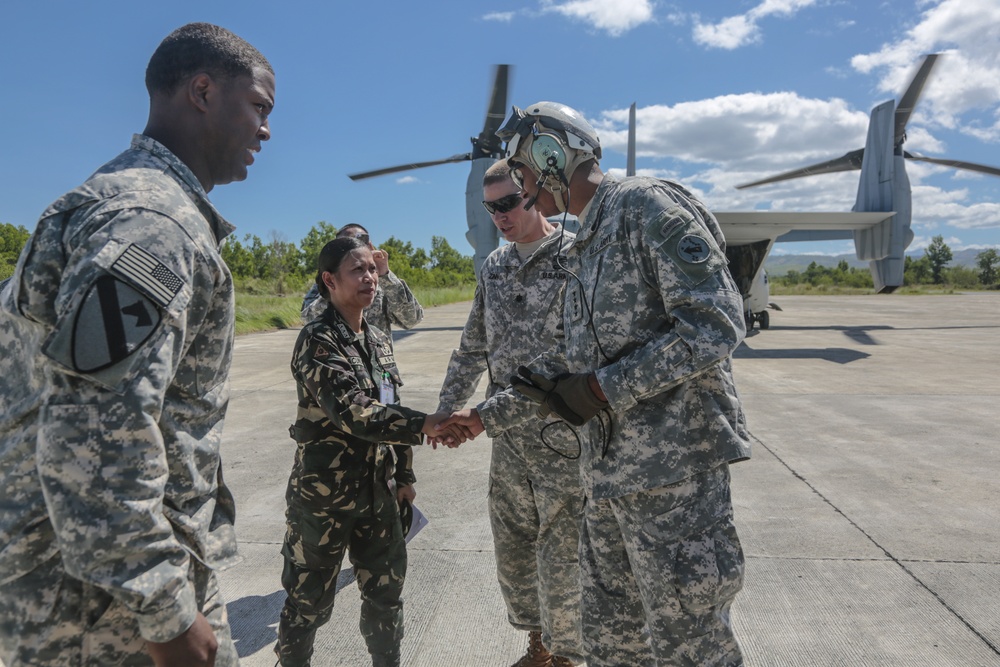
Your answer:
[434,160,584,667]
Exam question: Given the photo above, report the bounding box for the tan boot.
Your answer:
[510,630,553,667]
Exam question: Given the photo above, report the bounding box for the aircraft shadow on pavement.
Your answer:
[735,345,870,364]
[227,568,358,657]
[227,590,283,657]
[394,326,466,341]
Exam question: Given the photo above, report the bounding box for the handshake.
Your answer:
[421,409,485,449]
[420,366,608,449]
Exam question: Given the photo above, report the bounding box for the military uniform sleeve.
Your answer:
[380,270,424,329]
[392,444,416,486]
[436,282,489,413]
[294,329,425,445]
[33,210,213,643]
[301,292,328,322]
[595,205,746,413]
[476,344,569,437]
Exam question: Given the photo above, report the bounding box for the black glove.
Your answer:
[510,366,607,426]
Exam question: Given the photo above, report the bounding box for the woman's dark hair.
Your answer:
[316,237,368,299]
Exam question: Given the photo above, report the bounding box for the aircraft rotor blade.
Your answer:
[627,102,636,177]
[895,53,941,147]
[904,153,1000,178]
[736,148,865,189]
[474,64,511,158]
[348,153,473,181]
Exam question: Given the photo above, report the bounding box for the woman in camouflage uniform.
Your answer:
[275,237,461,667]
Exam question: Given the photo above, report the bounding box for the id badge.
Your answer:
[379,372,395,404]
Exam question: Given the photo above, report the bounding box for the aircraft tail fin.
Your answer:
[852,100,912,293]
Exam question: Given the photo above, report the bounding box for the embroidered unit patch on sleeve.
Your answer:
[71,274,161,372]
[111,244,183,308]
[677,234,711,263]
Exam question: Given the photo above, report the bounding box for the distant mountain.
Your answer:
[765,247,996,276]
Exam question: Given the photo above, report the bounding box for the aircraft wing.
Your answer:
[715,211,895,245]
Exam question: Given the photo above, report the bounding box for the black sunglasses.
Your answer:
[482,193,523,215]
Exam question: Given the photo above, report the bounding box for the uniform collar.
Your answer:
[131,134,237,244]
[574,173,618,244]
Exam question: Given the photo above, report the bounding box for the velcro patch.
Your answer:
[677,235,712,263]
[111,244,183,308]
[646,207,725,286]
[71,274,161,372]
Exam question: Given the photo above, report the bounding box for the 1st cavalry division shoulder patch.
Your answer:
[72,274,161,372]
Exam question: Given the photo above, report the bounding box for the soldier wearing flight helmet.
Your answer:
[443,101,753,667]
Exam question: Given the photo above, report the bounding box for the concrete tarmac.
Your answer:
[219,293,1000,666]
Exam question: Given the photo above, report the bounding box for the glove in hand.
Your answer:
[510,366,607,426]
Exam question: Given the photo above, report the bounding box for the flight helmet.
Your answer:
[496,101,601,212]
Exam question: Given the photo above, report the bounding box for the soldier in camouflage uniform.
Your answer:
[301,223,424,332]
[443,102,752,666]
[277,237,463,667]
[436,161,584,667]
[0,23,274,667]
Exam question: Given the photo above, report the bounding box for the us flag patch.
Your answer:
[111,244,183,307]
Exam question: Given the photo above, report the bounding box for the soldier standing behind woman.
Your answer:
[300,223,424,333]
[276,237,467,667]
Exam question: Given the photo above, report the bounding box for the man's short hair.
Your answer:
[484,160,513,187]
[336,223,370,238]
[145,22,273,96]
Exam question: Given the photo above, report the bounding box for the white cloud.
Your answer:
[482,11,516,22]
[692,0,820,49]
[540,0,654,36]
[396,176,420,184]
[582,0,1000,241]
[591,90,1000,234]
[850,0,1000,142]
[595,93,869,173]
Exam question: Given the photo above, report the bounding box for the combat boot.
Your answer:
[371,651,401,667]
[509,630,553,667]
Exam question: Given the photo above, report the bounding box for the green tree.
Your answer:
[379,236,433,286]
[299,221,338,275]
[264,231,301,291]
[429,236,475,286]
[944,266,980,288]
[904,255,932,285]
[925,235,953,285]
[1,222,31,281]
[220,234,257,279]
[976,248,999,286]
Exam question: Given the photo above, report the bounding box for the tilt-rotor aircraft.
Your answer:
[349,57,1000,331]
[708,53,1000,329]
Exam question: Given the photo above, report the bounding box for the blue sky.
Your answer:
[2,0,999,259]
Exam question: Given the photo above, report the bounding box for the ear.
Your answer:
[186,72,215,113]
[321,270,337,295]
